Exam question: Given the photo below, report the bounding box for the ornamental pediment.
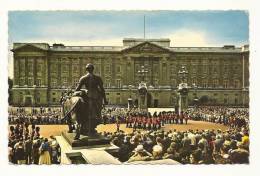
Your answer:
[11,43,49,52]
[122,42,171,53]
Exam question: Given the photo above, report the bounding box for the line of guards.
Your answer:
[123,112,190,130]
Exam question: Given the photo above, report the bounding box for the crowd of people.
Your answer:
[101,106,250,164]
[8,106,249,164]
[187,107,249,129]
[8,119,61,165]
[9,107,63,125]
[107,127,249,164]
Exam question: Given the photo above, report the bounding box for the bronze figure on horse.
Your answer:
[61,63,108,140]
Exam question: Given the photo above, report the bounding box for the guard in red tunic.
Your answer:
[126,116,129,128]
[133,116,137,130]
[156,117,161,129]
[116,117,120,132]
[142,116,147,129]
[138,116,141,129]
[147,117,152,130]
[184,113,189,125]
[175,113,179,124]
[152,117,157,130]
[129,115,133,128]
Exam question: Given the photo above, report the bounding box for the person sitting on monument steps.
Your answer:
[75,63,108,135]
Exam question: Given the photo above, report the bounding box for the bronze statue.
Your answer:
[61,63,107,140]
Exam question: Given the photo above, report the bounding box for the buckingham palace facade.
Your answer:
[10,38,249,107]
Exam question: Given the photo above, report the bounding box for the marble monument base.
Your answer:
[62,131,111,148]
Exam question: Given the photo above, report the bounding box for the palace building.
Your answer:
[11,38,249,107]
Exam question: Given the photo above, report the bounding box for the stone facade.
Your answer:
[11,38,249,107]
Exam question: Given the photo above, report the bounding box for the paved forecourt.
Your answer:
[31,120,228,138]
[9,107,229,137]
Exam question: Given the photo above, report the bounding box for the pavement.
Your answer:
[27,120,228,138]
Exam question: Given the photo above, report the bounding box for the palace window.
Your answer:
[154,79,159,87]
[224,65,228,73]
[73,78,78,87]
[224,98,228,104]
[116,66,121,73]
[235,98,238,104]
[36,79,42,86]
[19,77,25,85]
[202,80,207,88]
[191,79,197,86]
[212,79,219,88]
[234,80,240,88]
[105,65,111,73]
[95,66,100,75]
[73,65,79,72]
[62,65,68,73]
[116,79,121,88]
[223,80,229,88]
[28,63,33,75]
[51,79,57,87]
[213,67,218,74]
[170,66,176,74]
[36,97,40,103]
[28,78,33,86]
[62,77,68,87]
[19,92,23,103]
[203,65,207,73]
[192,67,197,73]
[105,79,111,88]
[172,79,176,87]
[38,64,42,73]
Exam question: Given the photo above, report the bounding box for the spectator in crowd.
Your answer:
[39,138,51,165]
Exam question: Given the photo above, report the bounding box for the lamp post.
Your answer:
[177,66,189,115]
[137,65,148,111]
[192,83,198,107]
[128,85,134,110]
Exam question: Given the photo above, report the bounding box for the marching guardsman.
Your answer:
[156,116,161,129]
[175,113,179,124]
[142,116,147,129]
[180,111,184,124]
[116,117,120,132]
[147,117,152,130]
[152,116,157,130]
[133,116,137,130]
[184,113,189,125]
[137,115,142,129]
[129,115,133,128]
[126,116,129,128]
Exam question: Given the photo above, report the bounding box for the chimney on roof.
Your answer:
[223,45,235,49]
[53,43,65,48]
[242,44,249,52]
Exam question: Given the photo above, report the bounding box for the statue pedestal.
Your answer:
[56,134,120,164]
[62,131,110,148]
[177,83,189,114]
[138,82,148,111]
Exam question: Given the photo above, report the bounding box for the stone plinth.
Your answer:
[62,131,110,148]
[56,135,121,164]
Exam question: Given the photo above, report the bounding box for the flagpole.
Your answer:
[144,15,146,39]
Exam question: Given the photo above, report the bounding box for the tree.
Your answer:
[8,77,13,105]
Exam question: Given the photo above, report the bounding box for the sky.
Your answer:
[8,10,249,77]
